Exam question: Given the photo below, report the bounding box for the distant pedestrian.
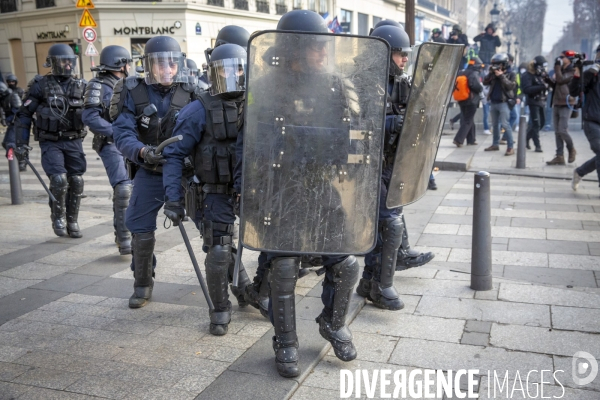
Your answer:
[520,56,549,152]
[570,46,600,193]
[453,57,484,146]
[472,24,501,65]
[546,50,577,165]
[430,28,446,43]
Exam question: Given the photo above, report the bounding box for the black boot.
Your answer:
[114,183,132,255]
[49,174,68,237]
[355,278,372,300]
[129,232,155,308]
[229,252,251,308]
[244,269,270,319]
[271,257,301,378]
[317,256,359,361]
[396,214,435,270]
[66,175,84,238]
[370,218,405,310]
[206,244,233,335]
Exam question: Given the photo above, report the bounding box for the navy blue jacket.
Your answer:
[82,75,117,137]
[162,100,207,202]
[112,84,174,164]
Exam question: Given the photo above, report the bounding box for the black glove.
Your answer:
[141,146,166,165]
[393,114,404,134]
[14,145,31,162]
[163,201,186,226]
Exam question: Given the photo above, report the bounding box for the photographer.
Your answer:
[521,56,550,152]
[547,50,578,165]
[473,24,501,65]
[483,53,517,156]
[448,24,469,69]
[570,45,600,193]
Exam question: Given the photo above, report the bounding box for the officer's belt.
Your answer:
[201,184,235,195]
[38,131,84,142]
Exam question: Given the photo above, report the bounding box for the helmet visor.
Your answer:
[50,55,78,76]
[208,58,247,96]
[143,52,186,85]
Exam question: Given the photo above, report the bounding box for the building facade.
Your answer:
[1,0,458,83]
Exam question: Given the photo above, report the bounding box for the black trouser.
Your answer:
[526,104,544,149]
[453,103,477,145]
[576,120,600,184]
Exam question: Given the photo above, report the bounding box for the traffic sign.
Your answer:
[79,9,97,28]
[76,0,95,9]
[84,43,99,56]
[82,27,97,43]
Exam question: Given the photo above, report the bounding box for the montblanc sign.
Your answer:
[37,30,68,39]
[114,22,181,36]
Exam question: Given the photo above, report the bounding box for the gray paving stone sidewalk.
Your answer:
[1,135,599,399]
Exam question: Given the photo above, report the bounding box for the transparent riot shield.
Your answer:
[386,43,464,208]
[239,31,390,255]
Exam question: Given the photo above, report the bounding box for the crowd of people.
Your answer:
[437,23,600,183]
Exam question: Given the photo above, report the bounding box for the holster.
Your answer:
[126,159,140,180]
[92,134,108,153]
[184,180,200,221]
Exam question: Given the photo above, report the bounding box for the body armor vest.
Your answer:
[129,81,194,147]
[36,75,86,141]
[85,74,119,122]
[193,91,244,185]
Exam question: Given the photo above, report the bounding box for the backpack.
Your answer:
[453,72,470,102]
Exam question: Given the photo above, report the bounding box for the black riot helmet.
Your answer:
[142,36,186,86]
[186,59,199,76]
[0,82,9,97]
[452,24,462,34]
[5,74,17,89]
[277,9,329,32]
[371,25,412,77]
[370,19,402,35]
[215,25,250,49]
[432,28,442,36]
[205,25,250,65]
[490,53,509,70]
[44,43,78,77]
[208,43,247,98]
[95,45,132,75]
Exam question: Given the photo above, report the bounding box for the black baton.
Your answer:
[25,159,57,203]
[156,135,183,154]
[178,223,214,311]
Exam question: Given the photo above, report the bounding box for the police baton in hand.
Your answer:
[156,135,183,154]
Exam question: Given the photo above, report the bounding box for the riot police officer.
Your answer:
[110,36,196,308]
[235,10,363,378]
[200,25,251,88]
[162,43,254,336]
[82,45,133,255]
[1,82,22,134]
[355,25,420,310]
[11,44,88,238]
[5,74,24,98]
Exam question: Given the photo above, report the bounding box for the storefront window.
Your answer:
[275,0,287,15]
[1,0,18,13]
[131,38,147,72]
[358,13,368,36]
[340,9,352,33]
[36,0,55,9]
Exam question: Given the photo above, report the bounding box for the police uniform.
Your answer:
[1,86,22,150]
[14,74,87,237]
[163,89,252,336]
[111,74,197,307]
[82,72,133,254]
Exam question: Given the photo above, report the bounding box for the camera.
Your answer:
[449,31,458,37]
[490,64,503,71]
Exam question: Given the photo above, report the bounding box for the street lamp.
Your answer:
[505,28,513,55]
[514,39,520,65]
[490,3,500,26]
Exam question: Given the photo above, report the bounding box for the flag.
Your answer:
[328,16,342,34]
[322,12,333,26]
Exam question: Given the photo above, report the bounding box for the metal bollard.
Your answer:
[471,171,492,291]
[516,115,528,169]
[7,148,23,205]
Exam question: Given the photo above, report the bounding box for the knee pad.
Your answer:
[205,245,232,274]
[49,174,68,189]
[381,217,404,248]
[114,183,132,207]
[270,257,300,295]
[67,175,84,194]
[330,256,360,292]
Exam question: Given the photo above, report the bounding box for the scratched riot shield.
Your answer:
[239,31,389,255]
[386,43,464,208]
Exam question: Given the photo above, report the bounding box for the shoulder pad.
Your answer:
[109,78,128,121]
[193,86,205,100]
[88,80,103,91]
[34,75,44,82]
[10,92,22,109]
[83,81,103,108]
[125,76,142,90]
